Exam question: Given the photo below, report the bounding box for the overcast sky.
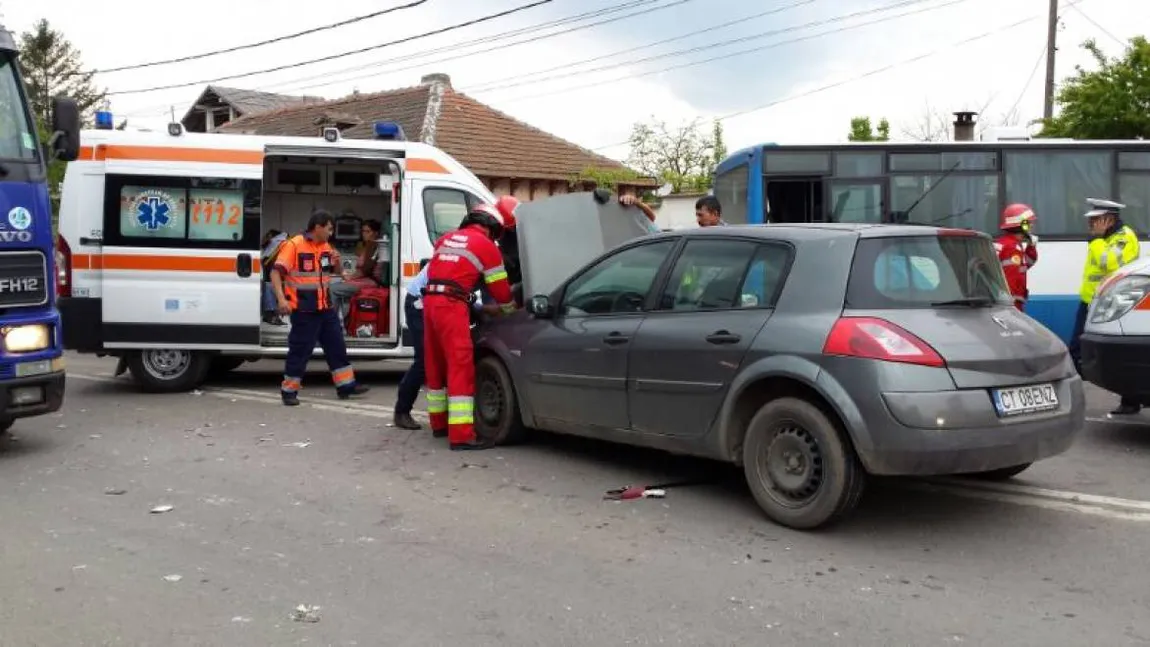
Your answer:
[5,0,1146,162]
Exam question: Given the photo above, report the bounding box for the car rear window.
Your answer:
[846,234,1013,308]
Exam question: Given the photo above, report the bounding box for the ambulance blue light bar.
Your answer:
[373,121,406,141]
[94,111,114,130]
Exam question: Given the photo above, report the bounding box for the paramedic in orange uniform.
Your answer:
[423,202,517,450]
[994,203,1039,311]
[271,210,370,406]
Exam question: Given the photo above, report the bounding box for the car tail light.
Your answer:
[55,234,72,298]
[1090,275,1150,323]
[822,316,945,367]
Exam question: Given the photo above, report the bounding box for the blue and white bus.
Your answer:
[712,136,1150,344]
[0,23,79,432]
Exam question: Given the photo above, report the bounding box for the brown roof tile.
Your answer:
[214,79,654,186]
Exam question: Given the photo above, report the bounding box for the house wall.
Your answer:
[654,194,707,230]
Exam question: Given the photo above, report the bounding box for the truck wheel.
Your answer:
[742,397,866,530]
[127,350,211,393]
[474,356,527,445]
[963,463,1032,481]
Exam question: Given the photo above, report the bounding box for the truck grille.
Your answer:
[0,251,48,308]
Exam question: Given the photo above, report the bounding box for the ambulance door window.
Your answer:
[422,188,472,241]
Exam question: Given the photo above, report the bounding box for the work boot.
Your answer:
[282,392,300,406]
[337,383,370,400]
[431,429,448,439]
[393,411,421,430]
[450,439,495,451]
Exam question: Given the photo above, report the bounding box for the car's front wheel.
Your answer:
[742,397,866,530]
[127,349,211,393]
[474,355,527,445]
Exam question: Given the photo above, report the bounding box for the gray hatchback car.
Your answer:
[472,194,1085,529]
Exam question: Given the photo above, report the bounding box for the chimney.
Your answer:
[420,73,452,89]
[953,111,978,141]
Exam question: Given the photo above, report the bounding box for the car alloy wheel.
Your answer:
[763,424,825,507]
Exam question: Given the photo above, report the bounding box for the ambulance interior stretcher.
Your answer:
[259,154,401,350]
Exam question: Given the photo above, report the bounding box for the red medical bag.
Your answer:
[345,287,391,337]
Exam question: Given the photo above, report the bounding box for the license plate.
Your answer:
[992,383,1059,417]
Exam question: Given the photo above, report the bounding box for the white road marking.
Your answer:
[1087,416,1150,426]
[67,373,1150,521]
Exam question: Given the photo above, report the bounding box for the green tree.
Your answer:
[847,116,891,141]
[1040,36,1150,139]
[628,117,723,193]
[17,19,105,216]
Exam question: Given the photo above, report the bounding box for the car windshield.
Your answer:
[0,52,38,163]
[846,234,1013,309]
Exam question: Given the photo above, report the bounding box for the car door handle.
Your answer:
[236,253,253,278]
[705,330,741,345]
[603,332,631,346]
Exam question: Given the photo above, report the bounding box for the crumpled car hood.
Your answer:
[515,192,656,299]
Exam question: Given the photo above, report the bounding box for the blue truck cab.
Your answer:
[0,24,80,432]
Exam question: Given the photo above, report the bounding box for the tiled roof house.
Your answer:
[181,85,326,133]
[212,73,656,200]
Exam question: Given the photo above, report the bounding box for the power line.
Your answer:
[488,0,972,104]
[466,0,959,95]
[120,0,676,117]
[106,0,553,96]
[1006,44,1047,123]
[1068,2,1125,47]
[462,0,817,92]
[590,7,1057,152]
[81,0,429,76]
[264,0,692,96]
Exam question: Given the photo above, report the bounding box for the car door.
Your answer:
[523,239,678,432]
[628,239,793,438]
[99,171,263,349]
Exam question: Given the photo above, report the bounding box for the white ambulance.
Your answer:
[56,115,497,392]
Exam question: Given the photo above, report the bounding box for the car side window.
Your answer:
[658,239,759,311]
[561,240,676,316]
[423,188,471,241]
[736,244,792,308]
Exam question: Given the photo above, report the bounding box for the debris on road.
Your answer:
[150,504,175,514]
[163,574,183,582]
[603,485,666,501]
[231,616,252,623]
[104,488,127,496]
[290,604,321,623]
[282,441,312,449]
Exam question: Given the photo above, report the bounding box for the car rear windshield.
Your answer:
[846,234,1013,309]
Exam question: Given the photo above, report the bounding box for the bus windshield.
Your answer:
[0,52,38,164]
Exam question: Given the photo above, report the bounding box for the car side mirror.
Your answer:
[527,294,553,318]
[50,96,81,162]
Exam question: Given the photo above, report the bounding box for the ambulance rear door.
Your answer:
[99,152,264,351]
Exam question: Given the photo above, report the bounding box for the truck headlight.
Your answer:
[3,324,50,353]
[1091,275,1150,324]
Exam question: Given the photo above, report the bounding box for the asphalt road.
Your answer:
[2,353,1149,646]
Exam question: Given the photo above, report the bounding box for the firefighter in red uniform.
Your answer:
[995,203,1039,311]
[423,202,518,451]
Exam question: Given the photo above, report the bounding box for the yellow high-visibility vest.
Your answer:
[1079,224,1141,303]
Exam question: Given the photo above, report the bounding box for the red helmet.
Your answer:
[1000,203,1036,230]
[494,195,520,230]
[460,202,505,240]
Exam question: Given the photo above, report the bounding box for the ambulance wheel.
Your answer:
[127,350,211,393]
[475,355,527,445]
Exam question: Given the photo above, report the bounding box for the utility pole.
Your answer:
[1043,0,1059,120]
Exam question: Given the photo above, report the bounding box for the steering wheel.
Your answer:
[610,291,646,312]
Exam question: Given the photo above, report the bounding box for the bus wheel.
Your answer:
[127,350,211,393]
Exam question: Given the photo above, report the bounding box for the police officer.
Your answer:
[1071,198,1142,416]
[271,210,370,406]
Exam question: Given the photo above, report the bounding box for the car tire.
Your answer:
[474,355,527,445]
[742,397,866,530]
[126,349,212,394]
[964,463,1032,481]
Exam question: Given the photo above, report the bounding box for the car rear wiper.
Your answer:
[931,296,995,307]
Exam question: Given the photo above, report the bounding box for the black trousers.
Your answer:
[395,295,425,414]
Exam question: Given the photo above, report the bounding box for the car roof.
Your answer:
[652,222,992,241]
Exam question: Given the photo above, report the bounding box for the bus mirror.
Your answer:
[50,96,81,162]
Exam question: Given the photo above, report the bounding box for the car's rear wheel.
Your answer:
[742,397,866,530]
[963,463,1032,481]
[474,355,527,445]
[127,349,211,393]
